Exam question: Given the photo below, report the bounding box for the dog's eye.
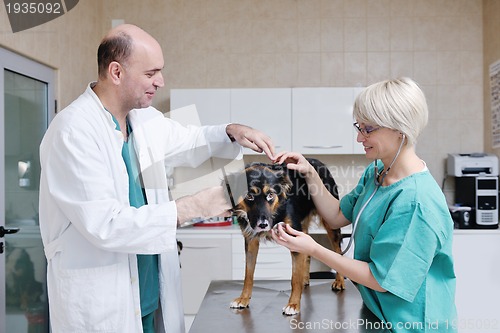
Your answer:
[245,193,254,201]
[266,193,275,201]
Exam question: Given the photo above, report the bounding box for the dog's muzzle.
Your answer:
[255,219,271,232]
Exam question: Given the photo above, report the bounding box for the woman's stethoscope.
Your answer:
[341,134,406,255]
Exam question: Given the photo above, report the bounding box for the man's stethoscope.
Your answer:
[341,134,406,255]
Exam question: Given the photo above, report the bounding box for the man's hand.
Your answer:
[175,186,232,225]
[226,124,275,160]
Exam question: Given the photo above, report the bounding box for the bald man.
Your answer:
[39,24,275,333]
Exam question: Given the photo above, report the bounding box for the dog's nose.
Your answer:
[258,221,269,229]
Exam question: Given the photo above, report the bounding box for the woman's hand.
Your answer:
[271,223,318,256]
[273,151,314,177]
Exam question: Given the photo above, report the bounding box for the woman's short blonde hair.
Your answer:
[353,77,428,146]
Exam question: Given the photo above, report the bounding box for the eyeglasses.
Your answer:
[353,122,382,137]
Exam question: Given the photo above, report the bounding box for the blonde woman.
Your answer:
[272,78,457,333]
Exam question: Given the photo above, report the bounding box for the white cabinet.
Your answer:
[352,87,366,154]
[292,87,359,154]
[176,234,232,315]
[170,89,230,126]
[170,87,365,155]
[452,230,500,332]
[231,88,292,154]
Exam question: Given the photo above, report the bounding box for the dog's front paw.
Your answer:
[282,304,300,316]
[331,277,345,292]
[230,297,250,309]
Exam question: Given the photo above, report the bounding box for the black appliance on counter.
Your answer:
[447,153,499,229]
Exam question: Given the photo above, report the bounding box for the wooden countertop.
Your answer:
[188,279,388,333]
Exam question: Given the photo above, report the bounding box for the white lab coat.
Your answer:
[39,83,239,333]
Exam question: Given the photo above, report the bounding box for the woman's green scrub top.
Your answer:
[340,162,457,332]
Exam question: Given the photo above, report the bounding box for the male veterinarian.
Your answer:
[39,24,275,333]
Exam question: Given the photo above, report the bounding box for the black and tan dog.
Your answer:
[226,158,345,315]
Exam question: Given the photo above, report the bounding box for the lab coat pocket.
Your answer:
[56,263,127,332]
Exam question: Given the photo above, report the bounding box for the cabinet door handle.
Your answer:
[302,145,343,149]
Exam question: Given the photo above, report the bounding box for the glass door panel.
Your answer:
[1,47,54,333]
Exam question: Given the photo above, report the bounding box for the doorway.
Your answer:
[0,47,55,333]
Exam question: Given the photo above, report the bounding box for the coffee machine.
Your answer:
[447,153,499,229]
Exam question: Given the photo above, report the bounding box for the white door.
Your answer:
[0,47,55,333]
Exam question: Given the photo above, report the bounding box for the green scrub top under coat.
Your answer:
[340,161,457,333]
[109,113,159,319]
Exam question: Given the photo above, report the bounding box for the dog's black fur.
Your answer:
[227,158,345,315]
